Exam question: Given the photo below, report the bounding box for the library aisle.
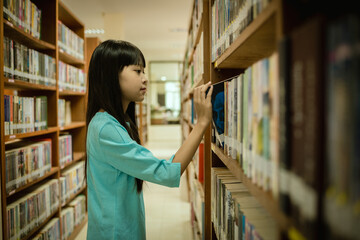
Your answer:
[75,125,193,240]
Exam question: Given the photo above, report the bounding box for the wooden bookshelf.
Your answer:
[181,0,211,239]
[1,0,88,239]
[181,0,360,239]
[181,0,359,239]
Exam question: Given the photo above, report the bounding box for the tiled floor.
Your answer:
[75,125,193,240]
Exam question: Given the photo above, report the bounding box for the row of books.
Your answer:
[67,195,86,228]
[58,60,86,93]
[33,218,60,240]
[192,32,204,86]
[211,53,278,193]
[58,20,84,61]
[3,37,57,86]
[208,14,360,239]
[211,0,270,61]
[4,95,48,136]
[59,134,73,168]
[185,0,203,67]
[3,0,42,39]
[58,99,72,127]
[187,161,204,240]
[182,98,195,125]
[61,195,86,240]
[60,161,85,206]
[5,139,52,195]
[322,15,360,239]
[7,179,60,240]
[33,194,86,240]
[183,33,204,99]
[211,168,278,240]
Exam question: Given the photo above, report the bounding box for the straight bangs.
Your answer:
[118,41,146,70]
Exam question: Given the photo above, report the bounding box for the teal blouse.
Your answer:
[86,112,181,240]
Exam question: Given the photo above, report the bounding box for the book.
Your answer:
[210,81,225,148]
[289,15,325,239]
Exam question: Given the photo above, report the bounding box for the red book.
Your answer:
[198,142,204,183]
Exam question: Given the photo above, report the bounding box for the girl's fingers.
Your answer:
[200,82,211,101]
[206,85,213,102]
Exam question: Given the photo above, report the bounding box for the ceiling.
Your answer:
[61,0,193,62]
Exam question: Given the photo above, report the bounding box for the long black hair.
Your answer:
[86,40,146,193]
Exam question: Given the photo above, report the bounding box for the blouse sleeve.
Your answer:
[97,121,181,187]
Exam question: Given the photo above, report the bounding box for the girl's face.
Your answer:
[119,65,148,105]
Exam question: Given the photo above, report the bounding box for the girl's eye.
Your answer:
[135,70,145,75]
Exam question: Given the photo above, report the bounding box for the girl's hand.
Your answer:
[194,81,213,129]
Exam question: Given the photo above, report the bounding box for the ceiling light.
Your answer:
[85,29,105,34]
[161,76,167,81]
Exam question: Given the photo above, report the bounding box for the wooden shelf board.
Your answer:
[59,89,86,96]
[4,77,56,91]
[6,167,59,198]
[3,19,56,51]
[67,214,88,240]
[211,143,290,231]
[4,127,58,142]
[60,152,86,170]
[59,122,86,131]
[214,1,277,69]
[59,50,85,67]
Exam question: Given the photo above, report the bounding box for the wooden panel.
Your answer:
[59,121,86,131]
[59,50,85,67]
[4,127,58,142]
[85,37,101,72]
[4,78,57,91]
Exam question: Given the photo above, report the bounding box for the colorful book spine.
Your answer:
[58,20,84,60]
[6,179,59,240]
[3,37,56,85]
[58,60,86,92]
[5,139,52,195]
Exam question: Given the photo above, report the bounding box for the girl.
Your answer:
[86,40,213,240]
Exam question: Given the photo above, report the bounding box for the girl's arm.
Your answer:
[172,81,213,174]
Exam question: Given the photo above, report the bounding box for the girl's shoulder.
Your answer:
[89,112,129,137]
